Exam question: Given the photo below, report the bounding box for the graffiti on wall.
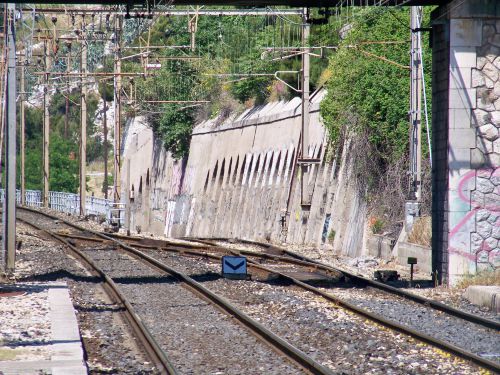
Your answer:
[449,168,500,274]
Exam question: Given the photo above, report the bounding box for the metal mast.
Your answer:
[113,14,122,203]
[3,3,17,272]
[43,39,51,207]
[409,6,423,202]
[80,39,88,216]
[299,7,311,208]
[405,6,423,231]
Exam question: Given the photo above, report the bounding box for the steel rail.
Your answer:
[16,213,178,375]
[243,258,500,374]
[190,237,500,332]
[17,207,334,375]
[124,238,500,373]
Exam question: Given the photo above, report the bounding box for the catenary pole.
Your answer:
[4,3,17,272]
[409,6,422,202]
[113,14,122,204]
[80,40,87,216]
[300,7,311,207]
[20,60,25,206]
[43,39,51,207]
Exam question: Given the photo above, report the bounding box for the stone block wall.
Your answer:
[432,0,500,284]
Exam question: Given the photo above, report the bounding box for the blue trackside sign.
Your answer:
[222,255,247,279]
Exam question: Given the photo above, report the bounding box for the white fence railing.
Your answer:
[0,189,124,226]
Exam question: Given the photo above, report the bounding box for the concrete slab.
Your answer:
[280,271,341,285]
[464,285,500,313]
[0,282,87,375]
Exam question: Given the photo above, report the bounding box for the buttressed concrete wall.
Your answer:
[432,0,500,285]
[122,91,369,257]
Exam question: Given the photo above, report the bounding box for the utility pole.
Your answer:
[20,63,25,206]
[406,6,423,231]
[43,40,51,207]
[3,3,16,272]
[103,87,109,200]
[299,7,311,208]
[188,6,200,51]
[113,14,122,203]
[409,6,422,202]
[80,40,87,216]
[65,42,71,139]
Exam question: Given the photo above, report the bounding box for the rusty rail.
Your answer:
[17,207,334,375]
[17,212,178,375]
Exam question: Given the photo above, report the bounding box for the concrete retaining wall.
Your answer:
[366,235,395,259]
[121,91,369,256]
[397,241,432,275]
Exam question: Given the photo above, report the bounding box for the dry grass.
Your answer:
[456,269,500,288]
[0,348,18,361]
[407,216,431,247]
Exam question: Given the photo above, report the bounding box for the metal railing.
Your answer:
[0,189,124,226]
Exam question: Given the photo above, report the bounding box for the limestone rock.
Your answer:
[492,225,500,240]
[473,109,492,127]
[486,153,500,168]
[481,140,495,154]
[490,250,499,266]
[487,213,499,224]
[477,250,489,262]
[472,232,484,252]
[490,173,500,185]
[477,262,494,272]
[471,148,486,169]
[477,208,491,221]
[485,237,499,251]
[495,97,500,111]
[477,177,495,193]
[494,56,500,71]
[483,45,500,63]
[491,111,500,127]
[477,168,493,178]
[484,193,500,210]
[472,68,485,87]
[477,56,488,70]
[478,124,499,141]
[477,220,493,238]
[471,190,485,208]
[482,62,499,82]
[494,81,500,97]
[477,88,497,111]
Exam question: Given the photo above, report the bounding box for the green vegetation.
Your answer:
[321,8,426,160]
[327,229,336,243]
[125,10,334,159]
[320,7,433,232]
[19,88,100,193]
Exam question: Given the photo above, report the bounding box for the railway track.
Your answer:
[187,238,500,372]
[16,207,334,375]
[88,232,499,373]
[16,207,499,373]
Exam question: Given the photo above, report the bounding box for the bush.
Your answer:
[370,217,384,234]
[327,229,336,243]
